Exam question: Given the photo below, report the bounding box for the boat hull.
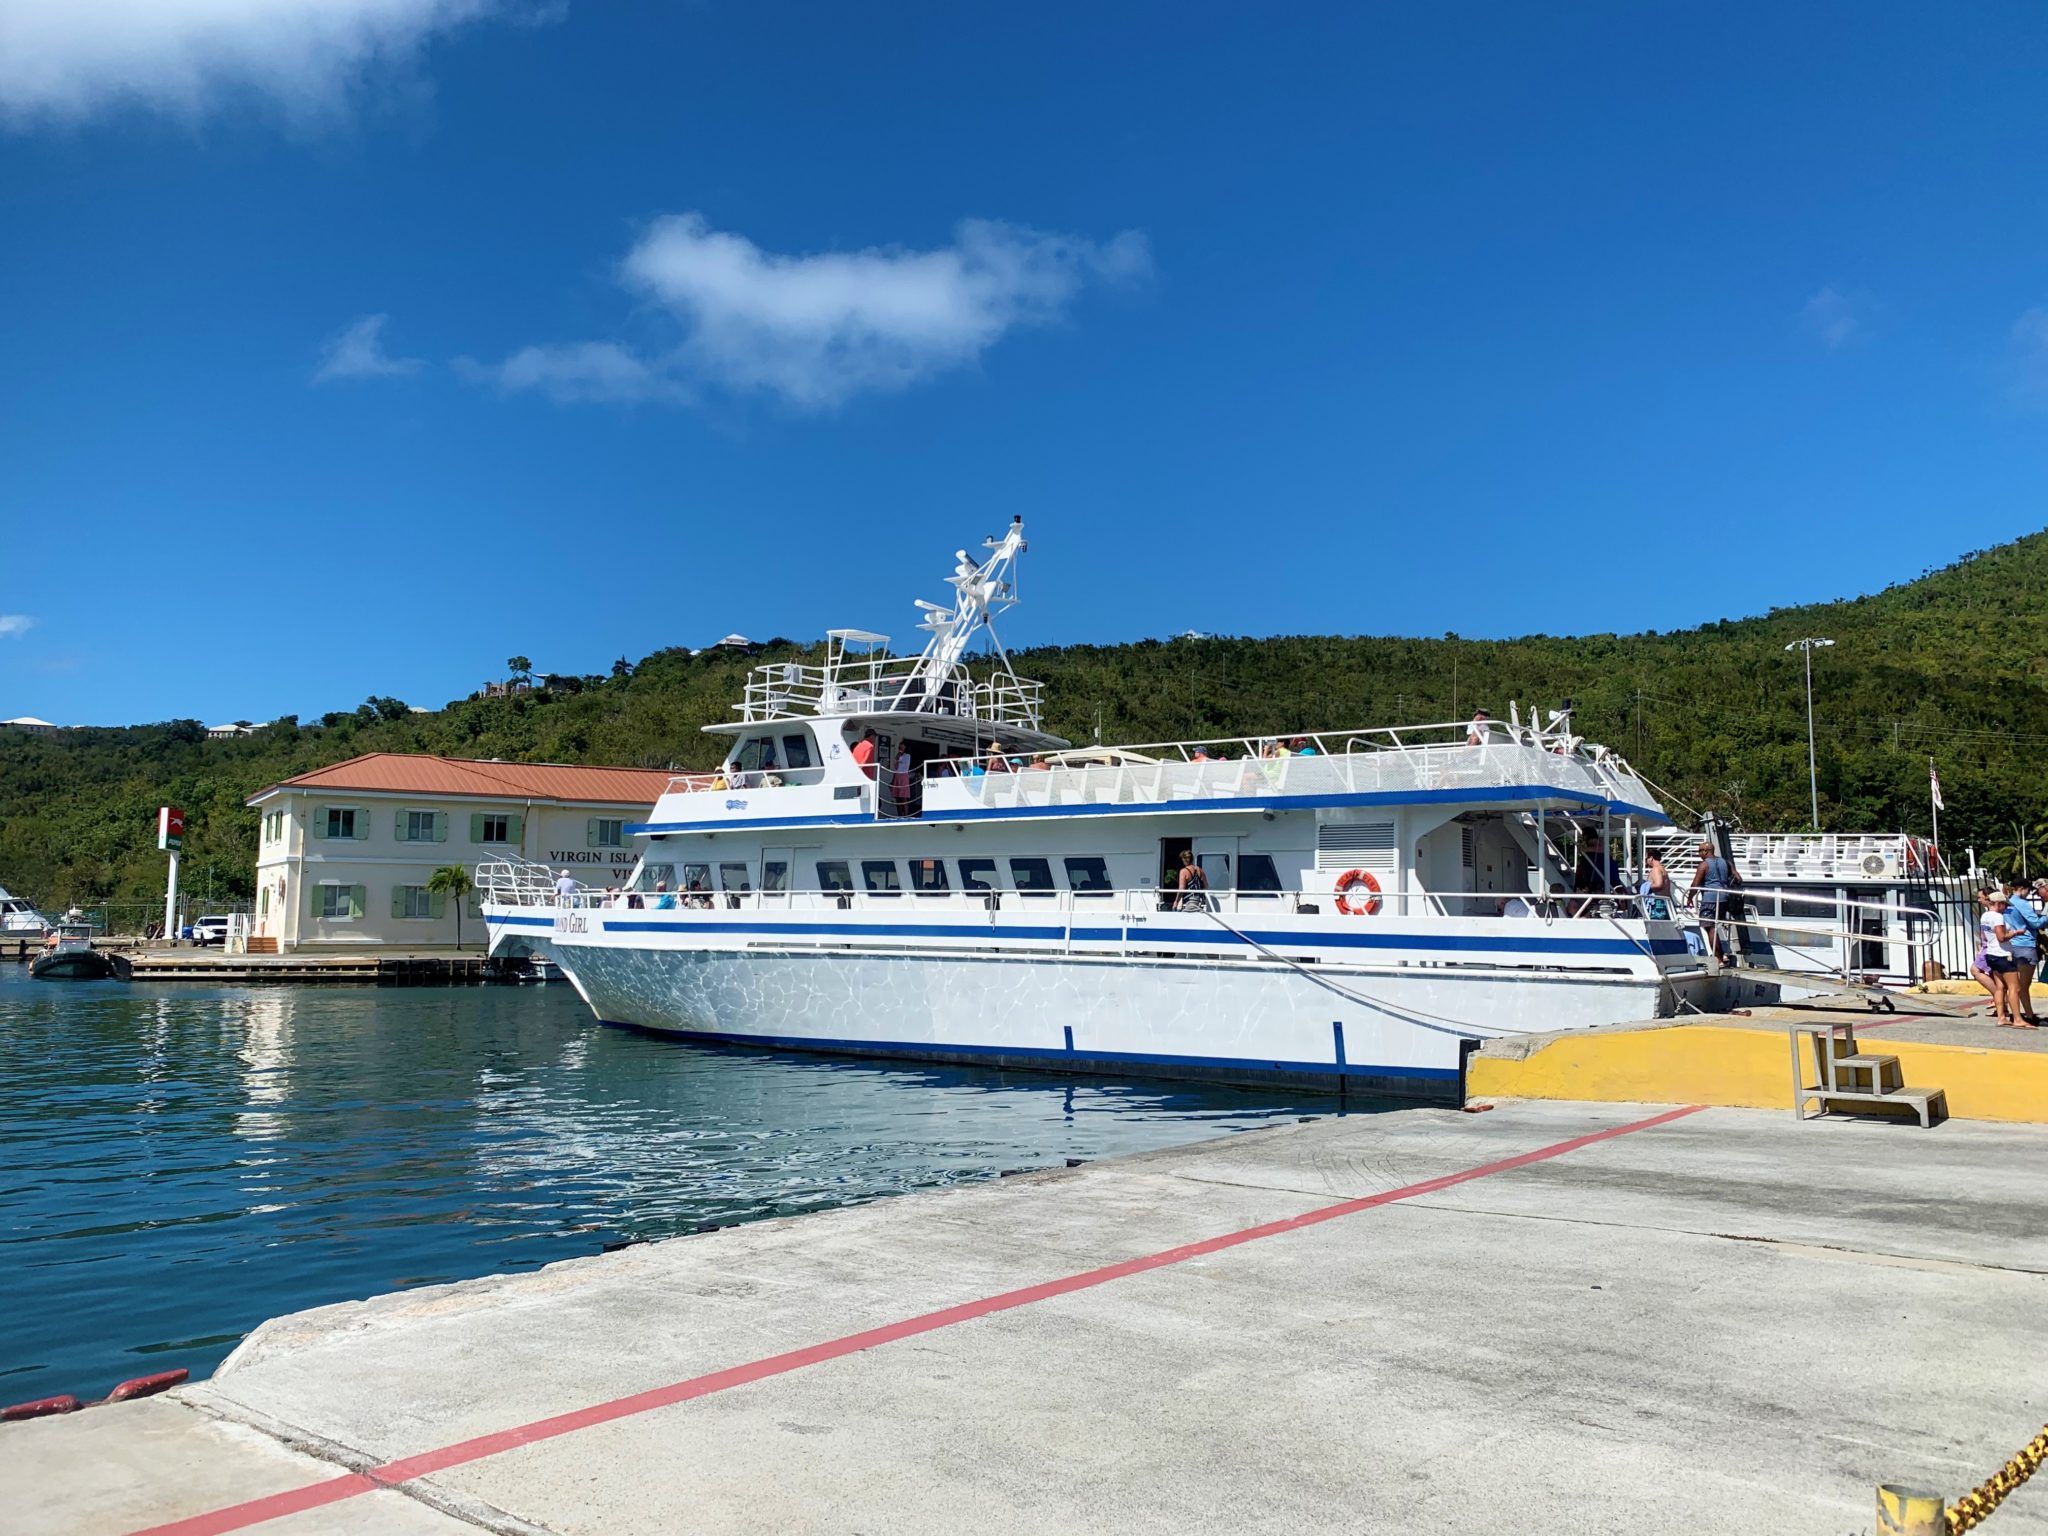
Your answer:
[28,949,116,980]
[550,942,1708,1101]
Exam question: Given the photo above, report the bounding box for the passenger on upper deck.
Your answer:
[851,729,878,778]
[1467,709,1494,746]
[984,740,1013,773]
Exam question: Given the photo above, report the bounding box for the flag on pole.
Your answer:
[1929,761,1945,812]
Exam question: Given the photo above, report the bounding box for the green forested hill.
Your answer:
[6,532,2046,916]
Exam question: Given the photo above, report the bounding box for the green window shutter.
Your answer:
[434,812,448,844]
[312,809,328,840]
[395,812,410,843]
[356,809,372,841]
[587,817,598,846]
[349,885,365,919]
[430,890,447,919]
[392,886,407,920]
[470,813,484,843]
[309,883,325,918]
[507,814,524,844]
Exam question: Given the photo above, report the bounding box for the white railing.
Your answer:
[736,655,1045,730]
[665,765,830,795]
[925,731,1658,817]
[475,855,564,907]
[479,877,1677,926]
[1643,829,1939,885]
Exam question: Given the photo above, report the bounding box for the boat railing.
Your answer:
[501,881,1681,926]
[1642,828,1939,885]
[735,655,1045,729]
[924,729,1655,814]
[664,765,830,796]
[474,855,562,908]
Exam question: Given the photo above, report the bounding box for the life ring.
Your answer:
[1333,868,1382,917]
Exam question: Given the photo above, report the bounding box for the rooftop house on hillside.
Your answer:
[2,716,57,734]
[245,753,667,953]
[206,722,257,739]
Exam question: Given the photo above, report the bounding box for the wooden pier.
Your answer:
[6,936,491,985]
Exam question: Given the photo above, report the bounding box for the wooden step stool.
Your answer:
[1789,1021,1946,1127]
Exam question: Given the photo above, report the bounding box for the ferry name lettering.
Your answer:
[556,912,587,933]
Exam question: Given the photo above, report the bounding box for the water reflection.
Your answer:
[0,968,1341,1402]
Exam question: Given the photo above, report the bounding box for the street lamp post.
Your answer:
[1785,637,1835,830]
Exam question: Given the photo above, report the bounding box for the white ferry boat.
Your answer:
[481,521,1746,1101]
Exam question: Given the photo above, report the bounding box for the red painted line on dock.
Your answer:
[127,1104,1705,1536]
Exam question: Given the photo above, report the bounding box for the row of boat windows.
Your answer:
[639,854,1284,897]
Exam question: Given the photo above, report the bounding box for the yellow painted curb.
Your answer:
[1467,1025,2048,1124]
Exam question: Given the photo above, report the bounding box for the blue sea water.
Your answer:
[0,966,1334,1405]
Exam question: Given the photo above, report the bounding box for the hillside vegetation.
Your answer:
[6,532,2047,916]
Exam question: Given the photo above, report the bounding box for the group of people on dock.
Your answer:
[1974,880,2048,1027]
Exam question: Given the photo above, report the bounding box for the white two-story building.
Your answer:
[246,754,668,951]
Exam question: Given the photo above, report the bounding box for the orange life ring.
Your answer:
[1333,868,1383,917]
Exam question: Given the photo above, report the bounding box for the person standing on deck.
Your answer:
[892,748,914,813]
[553,870,577,906]
[1175,850,1210,912]
[1467,710,1494,746]
[850,729,878,779]
[1688,841,1741,964]
[1638,854,1675,921]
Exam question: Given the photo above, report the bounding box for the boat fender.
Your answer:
[106,1369,188,1403]
[1,1395,82,1421]
[1333,869,1383,917]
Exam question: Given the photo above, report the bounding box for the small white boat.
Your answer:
[0,885,49,935]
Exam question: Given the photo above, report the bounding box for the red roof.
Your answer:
[249,753,669,806]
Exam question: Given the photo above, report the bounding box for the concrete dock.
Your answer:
[9,1096,2048,1535]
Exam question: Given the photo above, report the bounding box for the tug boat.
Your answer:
[29,922,116,980]
[482,520,1752,1101]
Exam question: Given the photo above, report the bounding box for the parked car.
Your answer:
[190,914,232,946]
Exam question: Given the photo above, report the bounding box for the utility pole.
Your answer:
[1785,638,1834,830]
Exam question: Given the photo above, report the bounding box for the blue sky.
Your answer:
[3,2,2047,726]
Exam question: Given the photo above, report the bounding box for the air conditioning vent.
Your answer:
[1318,820,1396,871]
[1861,853,1889,877]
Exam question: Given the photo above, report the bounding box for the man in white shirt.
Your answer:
[553,871,578,905]
[1467,710,1493,746]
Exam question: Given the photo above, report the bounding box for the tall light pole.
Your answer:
[1785,637,1834,830]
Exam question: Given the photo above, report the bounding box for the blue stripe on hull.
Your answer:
[594,1019,1463,1085]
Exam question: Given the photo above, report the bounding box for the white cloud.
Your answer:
[1799,286,1862,351]
[2010,306,2048,410]
[0,614,33,638]
[313,313,423,383]
[0,0,502,124]
[472,214,1151,410]
[456,341,678,405]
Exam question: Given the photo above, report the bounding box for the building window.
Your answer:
[590,818,625,848]
[472,812,521,844]
[960,858,999,892]
[1064,856,1112,894]
[402,810,442,843]
[323,807,358,840]
[909,858,949,895]
[395,886,435,919]
[1010,857,1054,894]
[318,884,357,920]
[862,860,902,897]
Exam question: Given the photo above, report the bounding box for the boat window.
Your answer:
[1064,857,1113,894]
[780,733,814,769]
[732,736,780,772]
[863,860,903,897]
[719,863,751,893]
[762,861,790,893]
[1240,854,1282,893]
[639,863,675,891]
[681,863,712,897]
[1010,857,1055,894]
[909,858,949,895]
[817,861,854,892]
[960,858,1000,892]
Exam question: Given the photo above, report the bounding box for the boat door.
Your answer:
[1193,836,1235,903]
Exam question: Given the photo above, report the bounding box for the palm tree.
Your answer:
[428,866,475,950]
[506,655,532,684]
